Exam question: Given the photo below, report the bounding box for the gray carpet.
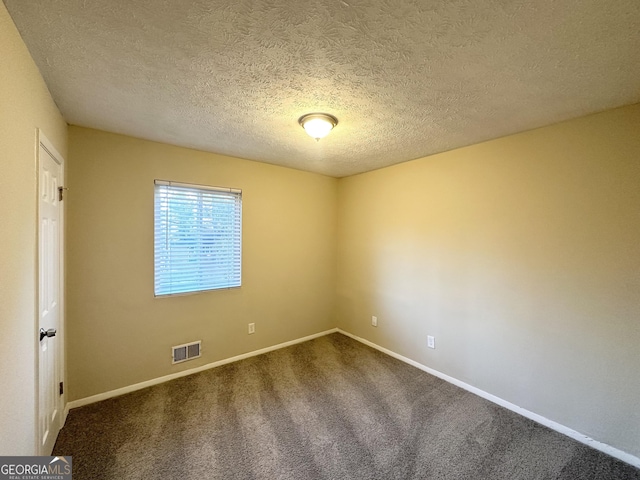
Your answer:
[54,333,640,479]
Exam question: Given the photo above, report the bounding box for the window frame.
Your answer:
[153,179,242,297]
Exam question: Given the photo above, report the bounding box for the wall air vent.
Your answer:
[172,341,201,364]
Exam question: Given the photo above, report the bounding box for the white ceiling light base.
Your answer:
[299,113,338,141]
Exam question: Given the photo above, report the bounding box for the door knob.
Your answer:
[39,328,57,341]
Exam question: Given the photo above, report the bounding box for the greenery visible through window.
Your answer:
[154,180,242,296]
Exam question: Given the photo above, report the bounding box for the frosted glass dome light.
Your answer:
[298,113,338,140]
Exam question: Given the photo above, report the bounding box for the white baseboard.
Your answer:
[337,328,640,469]
[63,326,639,469]
[66,328,339,411]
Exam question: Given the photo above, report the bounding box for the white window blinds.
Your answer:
[154,180,242,296]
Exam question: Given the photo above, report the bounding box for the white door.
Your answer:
[38,132,64,455]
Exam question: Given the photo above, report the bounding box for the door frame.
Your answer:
[35,129,66,455]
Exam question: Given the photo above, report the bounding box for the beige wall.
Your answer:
[66,127,337,401]
[0,3,68,455]
[336,104,640,458]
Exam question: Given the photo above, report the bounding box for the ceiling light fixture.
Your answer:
[298,113,338,141]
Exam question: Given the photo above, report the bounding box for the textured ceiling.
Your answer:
[5,0,640,177]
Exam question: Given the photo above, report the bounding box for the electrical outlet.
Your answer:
[248,323,255,334]
[427,335,435,349]
[371,316,378,327]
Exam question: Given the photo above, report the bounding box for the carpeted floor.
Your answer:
[54,333,640,479]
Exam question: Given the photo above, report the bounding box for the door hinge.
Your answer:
[58,186,68,201]
[59,382,64,395]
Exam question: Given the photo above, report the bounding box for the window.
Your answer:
[154,180,242,296]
